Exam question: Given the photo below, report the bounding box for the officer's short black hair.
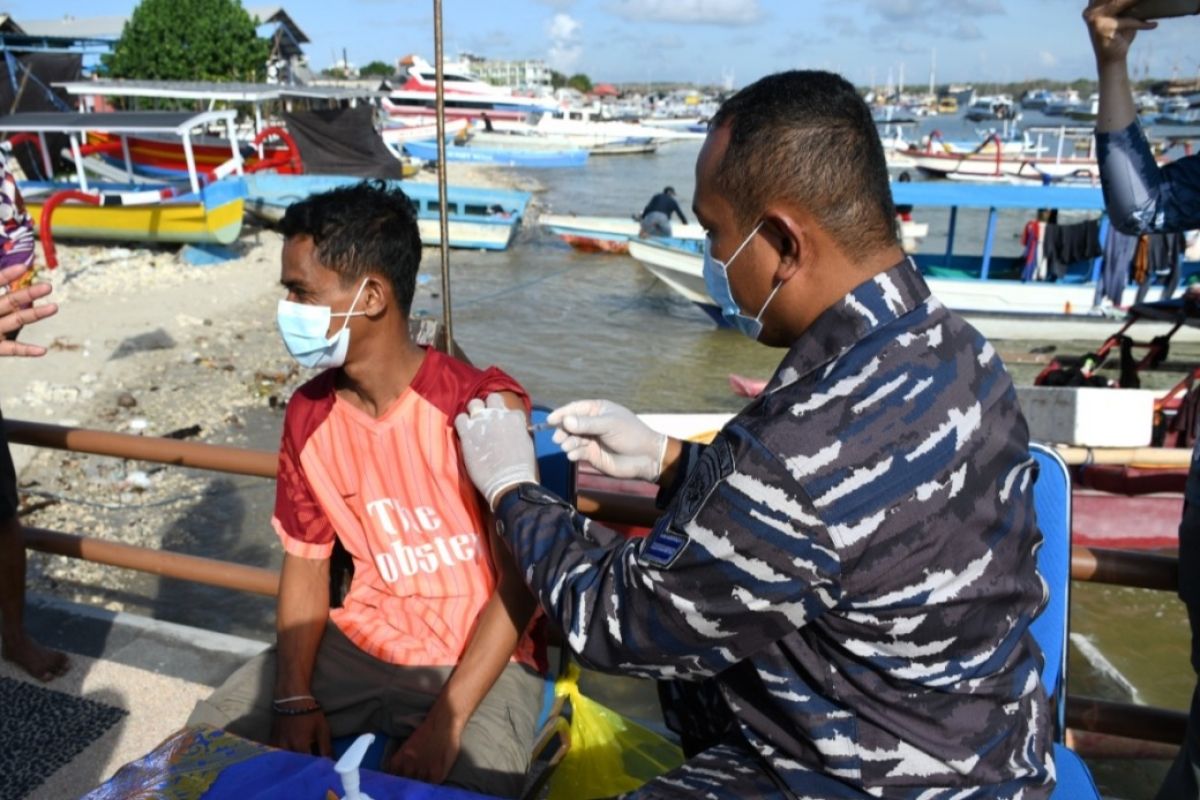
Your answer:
[664,186,675,195]
[709,71,897,259]
[279,180,422,315]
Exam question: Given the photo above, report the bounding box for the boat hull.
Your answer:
[404,139,587,168]
[541,214,706,254]
[243,173,529,251]
[22,177,246,245]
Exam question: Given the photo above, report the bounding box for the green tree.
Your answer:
[549,70,567,90]
[566,73,592,93]
[359,60,394,78]
[104,0,269,82]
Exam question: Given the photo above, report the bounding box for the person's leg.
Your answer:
[442,663,543,798]
[0,417,68,682]
[1155,487,1200,799]
[188,620,401,743]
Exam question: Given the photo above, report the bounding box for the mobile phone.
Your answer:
[1125,0,1200,19]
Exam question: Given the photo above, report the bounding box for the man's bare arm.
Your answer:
[271,552,333,756]
[387,390,539,783]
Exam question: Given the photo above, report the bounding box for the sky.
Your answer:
[8,0,1200,88]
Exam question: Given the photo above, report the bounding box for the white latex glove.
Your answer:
[454,394,538,509]
[547,399,668,482]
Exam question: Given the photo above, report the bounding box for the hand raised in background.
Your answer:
[1083,0,1160,66]
[0,263,56,357]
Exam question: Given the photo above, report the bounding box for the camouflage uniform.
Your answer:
[496,260,1054,798]
[1098,121,1200,800]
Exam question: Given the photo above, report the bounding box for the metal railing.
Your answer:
[7,418,1188,754]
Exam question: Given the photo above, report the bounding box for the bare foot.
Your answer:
[2,636,69,682]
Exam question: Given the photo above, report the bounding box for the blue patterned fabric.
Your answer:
[496,259,1054,798]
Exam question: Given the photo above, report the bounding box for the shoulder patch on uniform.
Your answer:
[639,520,690,569]
[674,436,735,526]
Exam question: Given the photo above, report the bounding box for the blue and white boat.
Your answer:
[629,181,1200,340]
[403,138,588,169]
[243,173,531,251]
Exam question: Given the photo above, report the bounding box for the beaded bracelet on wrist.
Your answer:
[271,699,322,716]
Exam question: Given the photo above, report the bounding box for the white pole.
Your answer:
[121,135,133,180]
[69,134,87,192]
[182,132,200,195]
[36,131,51,179]
[225,116,243,175]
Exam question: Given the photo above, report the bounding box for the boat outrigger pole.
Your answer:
[433,0,454,345]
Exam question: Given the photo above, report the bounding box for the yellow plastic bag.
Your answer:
[546,664,685,800]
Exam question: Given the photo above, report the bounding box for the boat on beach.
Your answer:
[0,110,247,257]
[403,137,588,168]
[541,213,705,254]
[243,172,530,251]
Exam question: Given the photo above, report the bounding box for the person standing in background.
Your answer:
[0,156,68,682]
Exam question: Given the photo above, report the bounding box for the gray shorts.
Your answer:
[640,211,672,238]
[188,620,544,798]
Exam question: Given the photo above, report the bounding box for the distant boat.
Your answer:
[382,55,555,123]
[541,214,705,254]
[403,138,588,168]
[628,181,1200,341]
[243,173,530,251]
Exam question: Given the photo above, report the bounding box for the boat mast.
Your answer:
[433,0,454,345]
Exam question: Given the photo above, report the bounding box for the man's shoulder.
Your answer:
[411,349,529,419]
[751,302,1017,482]
[281,370,337,451]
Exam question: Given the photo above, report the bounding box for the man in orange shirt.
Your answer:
[189,182,545,797]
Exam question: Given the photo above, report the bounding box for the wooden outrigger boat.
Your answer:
[541,213,705,254]
[243,173,531,251]
[0,110,248,264]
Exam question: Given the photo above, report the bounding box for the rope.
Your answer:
[455,261,577,308]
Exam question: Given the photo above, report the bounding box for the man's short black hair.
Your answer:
[278,180,422,314]
[709,70,898,260]
[663,186,675,195]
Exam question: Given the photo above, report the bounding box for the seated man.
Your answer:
[189,182,545,798]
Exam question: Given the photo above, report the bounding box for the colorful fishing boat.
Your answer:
[541,214,705,254]
[627,181,1200,340]
[0,111,247,262]
[403,138,588,168]
[243,173,530,251]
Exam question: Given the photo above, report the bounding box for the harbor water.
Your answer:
[42,114,1196,798]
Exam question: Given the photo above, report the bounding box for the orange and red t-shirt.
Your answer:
[272,348,544,671]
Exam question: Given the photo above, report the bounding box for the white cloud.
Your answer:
[1039,50,1058,68]
[547,13,583,71]
[607,0,763,26]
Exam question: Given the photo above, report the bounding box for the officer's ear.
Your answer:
[760,208,807,283]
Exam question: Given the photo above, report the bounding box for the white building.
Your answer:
[462,56,550,91]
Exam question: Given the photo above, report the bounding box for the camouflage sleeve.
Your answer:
[494,424,843,679]
[1097,122,1200,235]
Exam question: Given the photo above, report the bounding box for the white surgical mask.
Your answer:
[702,221,783,340]
[276,278,369,369]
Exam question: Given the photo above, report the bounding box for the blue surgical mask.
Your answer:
[703,221,783,340]
[276,279,369,369]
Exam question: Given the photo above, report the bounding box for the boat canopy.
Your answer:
[891,181,1106,211]
[54,80,387,104]
[0,110,242,194]
[0,110,237,135]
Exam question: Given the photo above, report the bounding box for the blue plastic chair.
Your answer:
[1029,443,1102,798]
